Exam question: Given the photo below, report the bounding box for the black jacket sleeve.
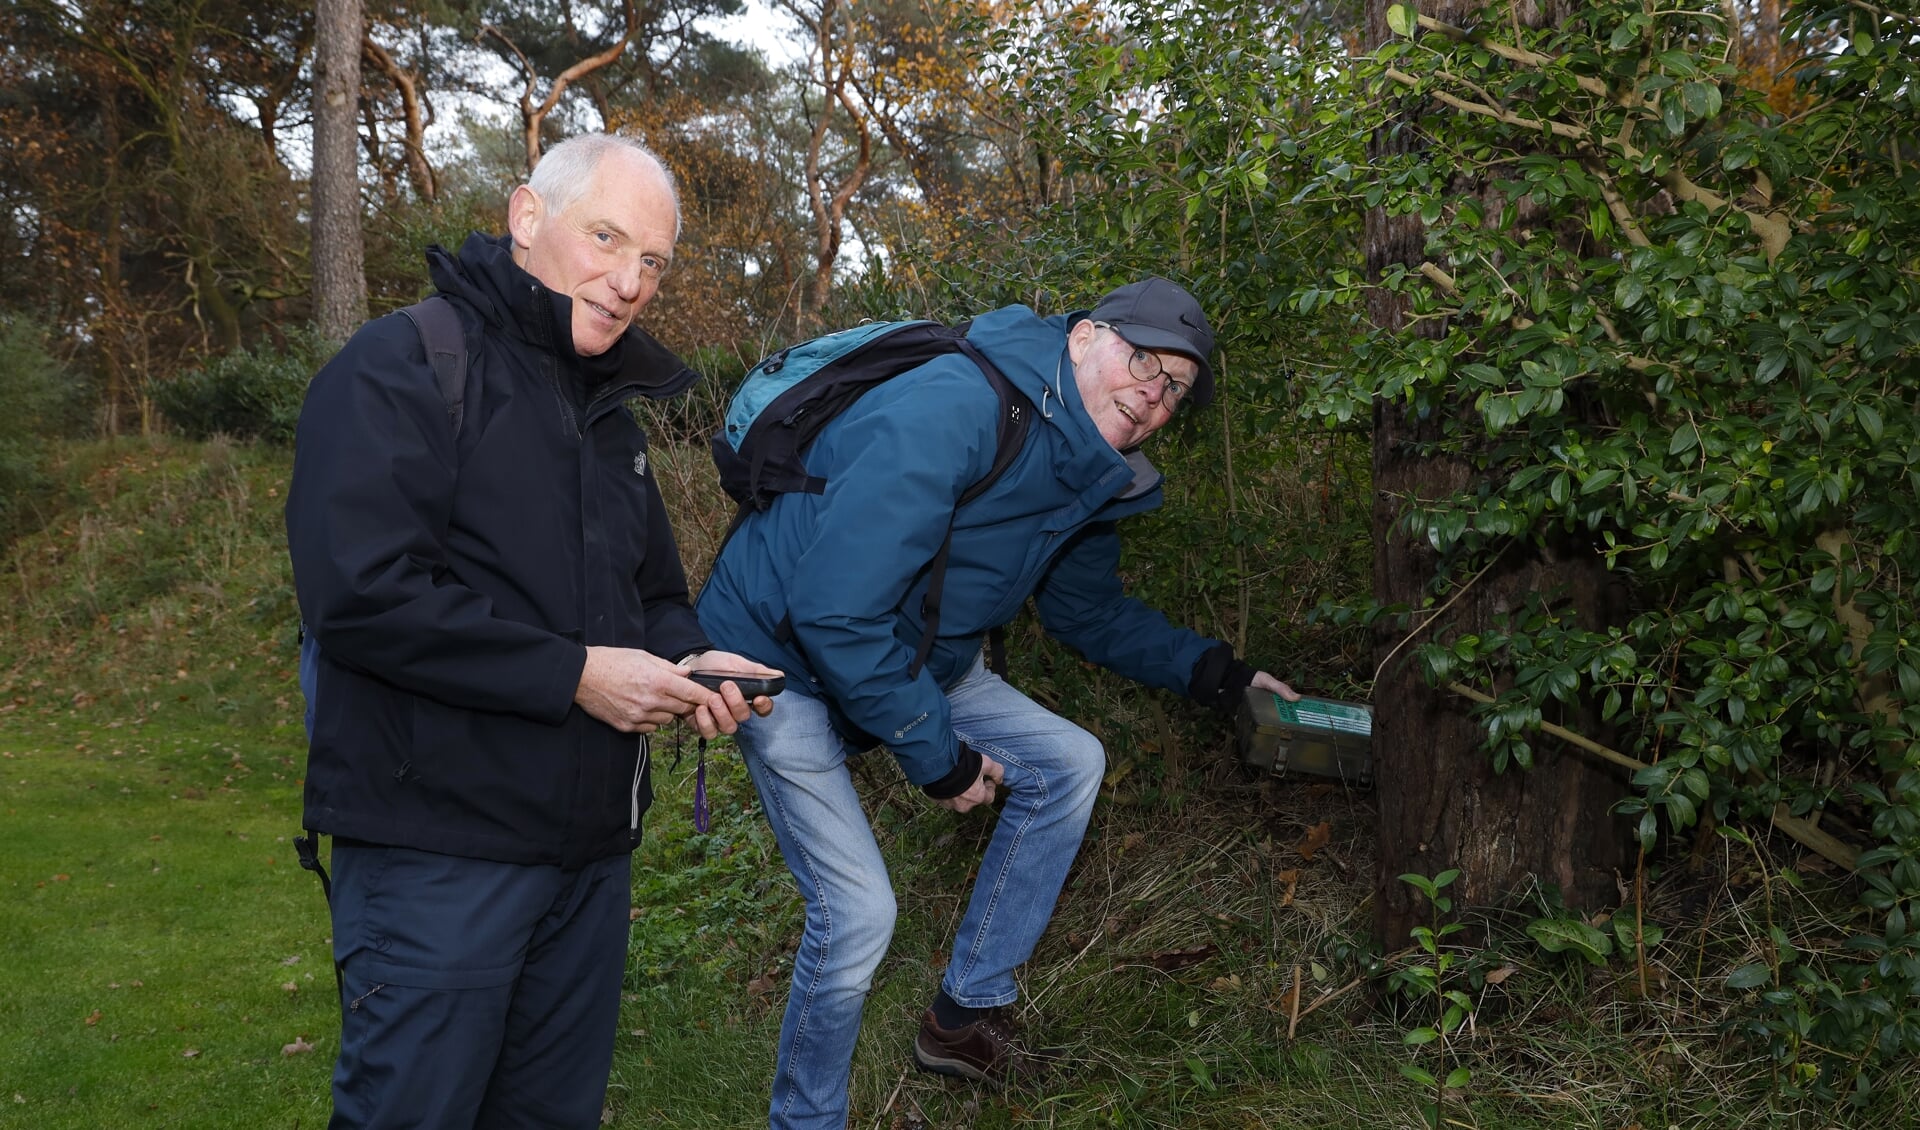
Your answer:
[285,316,586,724]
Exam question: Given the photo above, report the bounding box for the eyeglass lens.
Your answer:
[1127,349,1188,401]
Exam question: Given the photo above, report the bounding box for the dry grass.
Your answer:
[628,389,1920,1129]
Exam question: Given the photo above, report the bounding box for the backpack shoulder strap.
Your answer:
[910,337,1035,678]
[398,296,469,436]
[952,337,1033,507]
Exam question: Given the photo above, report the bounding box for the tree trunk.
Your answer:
[782,0,872,326]
[98,86,127,437]
[313,0,368,344]
[1364,0,1633,947]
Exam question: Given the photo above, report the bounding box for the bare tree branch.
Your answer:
[363,36,436,201]
[481,0,640,173]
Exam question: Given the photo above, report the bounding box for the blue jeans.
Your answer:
[737,654,1105,1129]
[325,842,634,1129]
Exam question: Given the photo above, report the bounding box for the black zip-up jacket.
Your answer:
[286,233,711,867]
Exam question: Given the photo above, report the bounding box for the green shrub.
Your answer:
[154,328,333,446]
[0,316,81,543]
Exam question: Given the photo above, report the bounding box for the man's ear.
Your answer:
[506,185,541,253]
[1066,318,1096,366]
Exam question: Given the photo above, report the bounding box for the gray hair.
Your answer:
[527,134,682,239]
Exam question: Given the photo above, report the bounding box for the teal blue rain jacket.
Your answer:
[694,304,1221,789]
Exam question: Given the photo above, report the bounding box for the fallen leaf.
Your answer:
[1276,868,1301,908]
[84,1009,102,1026]
[281,1037,315,1057]
[628,906,643,921]
[281,955,301,966]
[1295,822,1332,860]
[181,1049,199,1059]
[746,972,779,997]
[280,982,298,993]
[1484,965,1517,986]
[52,874,70,882]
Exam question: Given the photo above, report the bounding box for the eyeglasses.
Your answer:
[1092,322,1191,405]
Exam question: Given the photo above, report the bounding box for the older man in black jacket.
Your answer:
[287,133,777,1129]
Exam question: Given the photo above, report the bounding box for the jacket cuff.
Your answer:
[1188,642,1257,714]
[921,741,984,800]
[544,642,592,725]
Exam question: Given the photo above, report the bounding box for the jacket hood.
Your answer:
[426,232,701,400]
[965,303,1161,500]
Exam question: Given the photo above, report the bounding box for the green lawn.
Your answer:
[0,711,335,1128]
[0,699,1414,1130]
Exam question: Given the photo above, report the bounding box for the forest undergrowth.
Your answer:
[0,436,1909,1128]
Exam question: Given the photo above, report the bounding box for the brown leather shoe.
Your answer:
[911,1008,1058,1083]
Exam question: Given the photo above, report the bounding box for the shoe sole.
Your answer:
[912,1037,994,1083]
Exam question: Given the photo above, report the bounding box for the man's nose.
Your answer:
[608,260,642,302]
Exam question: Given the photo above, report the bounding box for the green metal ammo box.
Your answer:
[1236,691,1374,786]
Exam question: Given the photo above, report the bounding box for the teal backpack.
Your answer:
[709,319,1033,677]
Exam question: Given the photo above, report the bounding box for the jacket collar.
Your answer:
[425,232,700,401]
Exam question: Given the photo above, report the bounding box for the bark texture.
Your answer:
[313,0,368,343]
[1364,0,1633,946]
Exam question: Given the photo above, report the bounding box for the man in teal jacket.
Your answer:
[696,278,1295,1128]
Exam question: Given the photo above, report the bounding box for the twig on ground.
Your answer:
[870,1065,909,1130]
[1287,962,1303,1040]
[1294,976,1367,1027]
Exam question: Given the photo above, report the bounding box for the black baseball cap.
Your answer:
[1089,277,1216,407]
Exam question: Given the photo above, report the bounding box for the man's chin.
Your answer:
[574,322,623,357]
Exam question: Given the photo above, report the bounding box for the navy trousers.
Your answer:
[324,840,634,1130]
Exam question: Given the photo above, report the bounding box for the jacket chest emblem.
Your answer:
[632,450,648,477]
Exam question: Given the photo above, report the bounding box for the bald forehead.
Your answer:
[592,148,672,202]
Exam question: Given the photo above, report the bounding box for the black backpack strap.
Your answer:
[398,296,469,436]
[292,830,347,1008]
[986,626,1009,675]
[910,342,1034,678]
[952,339,1033,508]
[292,830,332,902]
